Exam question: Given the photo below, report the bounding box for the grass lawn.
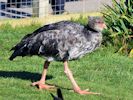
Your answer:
[0,23,133,100]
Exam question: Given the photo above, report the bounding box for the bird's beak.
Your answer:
[102,23,107,29]
[97,23,107,32]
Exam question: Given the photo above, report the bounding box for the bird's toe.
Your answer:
[31,81,43,86]
[31,81,55,90]
[74,88,100,95]
[38,84,55,90]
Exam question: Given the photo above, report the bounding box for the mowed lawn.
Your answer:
[0,24,133,100]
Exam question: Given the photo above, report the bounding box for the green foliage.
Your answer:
[102,0,133,55]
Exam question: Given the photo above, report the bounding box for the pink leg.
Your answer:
[32,61,55,90]
[64,61,99,95]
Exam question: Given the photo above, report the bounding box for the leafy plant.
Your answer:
[102,0,133,55]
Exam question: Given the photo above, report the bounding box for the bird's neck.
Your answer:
[85,25,98,32]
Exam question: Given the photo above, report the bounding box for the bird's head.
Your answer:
[88,16,107,32]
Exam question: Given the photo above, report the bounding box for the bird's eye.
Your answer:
[97,21,101,24]
[98,21,104,24]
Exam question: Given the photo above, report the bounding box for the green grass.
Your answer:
[0,24,133,100]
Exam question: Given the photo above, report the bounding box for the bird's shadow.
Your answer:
[0,70,72,91]
[0,70,53,82]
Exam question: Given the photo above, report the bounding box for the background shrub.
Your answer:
[102,0,133,55]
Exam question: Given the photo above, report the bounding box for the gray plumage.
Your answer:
[9,17,103,62]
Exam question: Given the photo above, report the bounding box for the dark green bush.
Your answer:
[102,0,133,55]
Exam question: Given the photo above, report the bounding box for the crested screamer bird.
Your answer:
[9,16,106,95]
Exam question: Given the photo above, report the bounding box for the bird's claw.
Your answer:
[31,81,55,90]
[74,88,100,95]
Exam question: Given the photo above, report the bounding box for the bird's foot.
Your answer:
[31,81,55,90]
[74,88,100,95]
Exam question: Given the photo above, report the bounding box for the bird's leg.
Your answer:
[32,61,55,90]
[63,61,99,95]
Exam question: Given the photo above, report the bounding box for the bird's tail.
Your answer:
[9,49,22,60]
[9,42,28,61]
